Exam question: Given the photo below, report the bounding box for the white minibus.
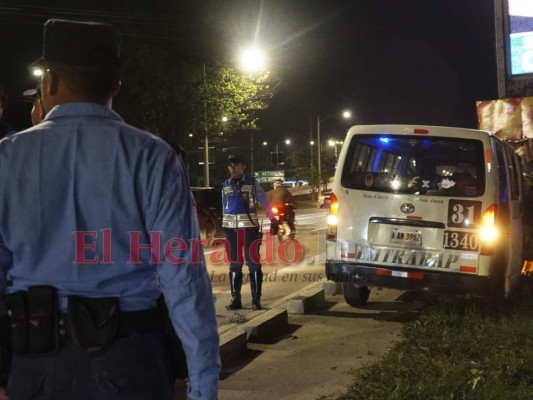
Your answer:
[326,125,524,306]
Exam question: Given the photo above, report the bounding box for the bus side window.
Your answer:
[495,142,509,202]
[505,146,521,201]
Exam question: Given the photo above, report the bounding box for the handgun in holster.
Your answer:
[66,295,119,355]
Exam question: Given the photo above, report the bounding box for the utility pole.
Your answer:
[203,63,210,187]
[317,115,322,200]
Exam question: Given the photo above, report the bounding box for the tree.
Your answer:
[109,2,279,186]
[175,63,275,143]
[114,43,179,138]
[286,147,311,182]
[115,47,278,150]
[321,151,337,190]
[286,147,321,200]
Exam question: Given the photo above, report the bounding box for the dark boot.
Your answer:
[226,271,243,310]
[250,271,263,310]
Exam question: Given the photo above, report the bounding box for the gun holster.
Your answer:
[66,295,119,355]
[3,286,59,355]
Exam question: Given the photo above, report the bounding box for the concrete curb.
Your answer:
[219,329,247,363]
[323,280,342,296]
[287,286,326,314]
[218,279,328,365]
[242,308,288,340]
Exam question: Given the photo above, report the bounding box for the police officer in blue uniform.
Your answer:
[0,19,219,400]
[222,154,278,311]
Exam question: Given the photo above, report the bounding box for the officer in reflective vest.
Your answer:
[222,154,278,310]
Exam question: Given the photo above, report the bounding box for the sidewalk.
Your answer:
[218,286,424,400]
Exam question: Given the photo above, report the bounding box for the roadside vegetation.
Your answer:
[338,282,533,400]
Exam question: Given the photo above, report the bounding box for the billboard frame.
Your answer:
[496,0,533,86]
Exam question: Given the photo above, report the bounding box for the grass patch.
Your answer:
[338,297,533,400]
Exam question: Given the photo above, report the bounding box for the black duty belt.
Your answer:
[58,307,162,343]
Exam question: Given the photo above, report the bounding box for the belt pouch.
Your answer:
[66,296,119,355]
[3,291,29,353]
[27,286,59,354]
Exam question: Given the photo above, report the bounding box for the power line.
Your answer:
[0,4,204,25]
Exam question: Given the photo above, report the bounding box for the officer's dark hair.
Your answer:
[47,61,120,102]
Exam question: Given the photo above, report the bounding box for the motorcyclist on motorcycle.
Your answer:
[267,179,296,238]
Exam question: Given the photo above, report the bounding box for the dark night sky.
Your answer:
[0,0,498,145]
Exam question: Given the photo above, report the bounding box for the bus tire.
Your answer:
[343,283,370,306]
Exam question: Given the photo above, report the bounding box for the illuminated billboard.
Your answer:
[508,0,533,75]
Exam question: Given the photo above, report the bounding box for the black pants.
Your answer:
[6,333,174,400]
[224,227,262,273]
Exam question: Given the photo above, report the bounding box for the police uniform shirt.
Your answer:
[0,102,220,399]
[222,175,275,228]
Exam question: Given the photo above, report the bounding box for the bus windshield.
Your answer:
[340,135,485,197]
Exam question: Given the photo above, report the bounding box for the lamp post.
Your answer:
[328,139,343,160]
[317,110,351,199]
[238,46,267,177]
[200,46,267,186]
[203,63,210,187]
[266,139,290,180]
[310,140,315,168]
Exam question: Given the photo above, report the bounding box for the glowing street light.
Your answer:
[317,109,352,198]
[328,139,343,160]
[238,46,266,74]
[203,43,267,186]
[264,139,291,174]
[237,46,268,174]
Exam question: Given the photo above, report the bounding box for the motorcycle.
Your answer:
[271,202,296,241]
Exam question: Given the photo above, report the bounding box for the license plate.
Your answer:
[390,228,422,247]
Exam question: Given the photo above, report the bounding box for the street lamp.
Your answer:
[265,139,291,179]
[238,46,266,74]
[238,46,267,176]
[328,139,343,160]
[309,140,315,169]
[200,47,268,186]
[317,110,352,199]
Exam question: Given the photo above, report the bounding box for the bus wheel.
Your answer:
[342,283,370,306]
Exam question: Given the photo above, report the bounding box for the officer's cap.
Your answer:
[227,154,246,165]
[29,19,121,70]
[22,83,41,102]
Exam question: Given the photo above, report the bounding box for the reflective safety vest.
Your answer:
[222,175,273,228]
